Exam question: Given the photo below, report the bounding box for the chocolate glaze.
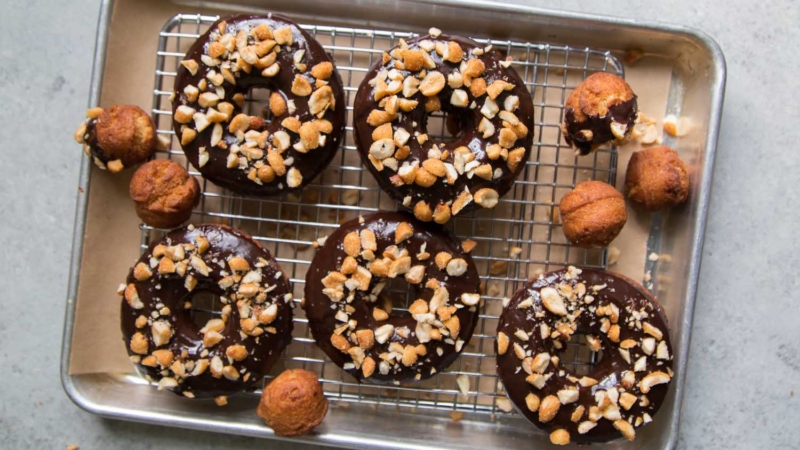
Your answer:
[496,267,673,443]
[172,14,346,197]
[304,212,481,384]
[563,97,637,155]
[353,35,534,217]
[82,119,109,164]
[121,224,293,398]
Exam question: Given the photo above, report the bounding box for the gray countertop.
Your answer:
[1,0,798,448]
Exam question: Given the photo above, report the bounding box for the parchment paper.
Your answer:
[69,0,673,375]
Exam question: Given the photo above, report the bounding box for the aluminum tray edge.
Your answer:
[61,0,115,415]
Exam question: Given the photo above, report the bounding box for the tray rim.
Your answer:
[61,0,726,448]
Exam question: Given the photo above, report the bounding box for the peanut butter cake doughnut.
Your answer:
[496,266,673,444]
[561,72,637,156]
[121,224,294,399]
[73,105,157,173]
[304,212,481,383]
[172,14,345,196]
[353,31,534,223]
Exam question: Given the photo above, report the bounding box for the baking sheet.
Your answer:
[61,1,728,449]
[70,0,672,383]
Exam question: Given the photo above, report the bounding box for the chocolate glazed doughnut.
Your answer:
[496,267,673,444]
[172,14,345,196]
[304,212,482,383]
[121,224,294,399]
[353,34,534,223]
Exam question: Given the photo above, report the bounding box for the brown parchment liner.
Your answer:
[69,0,674,400]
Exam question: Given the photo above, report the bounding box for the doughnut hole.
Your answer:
[425,109,472,147]
[93,104,157,166]
[178,287,241,351]
[378,276,426,315]
[559,332,604,377]
[245,87,276,124]
[186,290,225,330]
[424,111,466,146]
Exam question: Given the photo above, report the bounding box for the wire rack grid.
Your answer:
[142,13,623,417]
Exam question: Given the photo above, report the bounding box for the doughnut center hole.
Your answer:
[425,110,466,147]
[187,290,225,328]
[561,332,604,376]
[246,87,275,125]
[378,277,419,314]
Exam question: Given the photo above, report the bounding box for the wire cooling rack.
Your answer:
[143,13,623,417]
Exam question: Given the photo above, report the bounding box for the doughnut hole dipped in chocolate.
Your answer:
[74,105,157,173]
[561,72,637,156]
[353,32,534,223]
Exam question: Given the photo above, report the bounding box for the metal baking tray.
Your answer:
[62,0,725,449]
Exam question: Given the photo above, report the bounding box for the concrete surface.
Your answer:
[1,0,798,449]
